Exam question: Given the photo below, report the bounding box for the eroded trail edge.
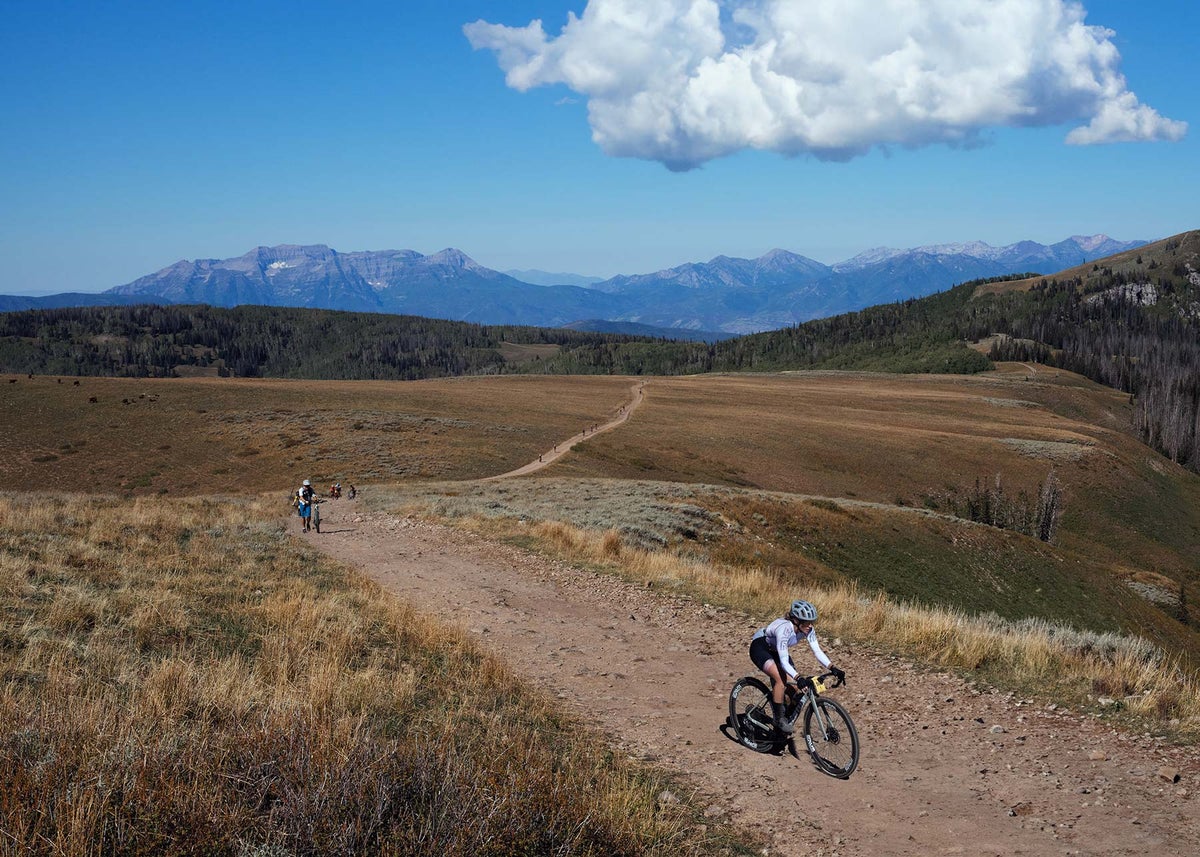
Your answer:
[307,511,1199,856]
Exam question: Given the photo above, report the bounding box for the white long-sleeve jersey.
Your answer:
[752,617,831,680]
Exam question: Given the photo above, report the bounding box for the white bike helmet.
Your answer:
[789,599,818,623]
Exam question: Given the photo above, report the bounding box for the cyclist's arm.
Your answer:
[774,634,799,681]
[806,629,832,670]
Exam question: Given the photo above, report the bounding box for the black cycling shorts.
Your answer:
[749,636,786,677]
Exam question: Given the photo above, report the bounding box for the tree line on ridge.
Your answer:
[2,236,1198,472]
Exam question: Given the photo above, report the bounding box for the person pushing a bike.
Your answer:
[749,600,846,735]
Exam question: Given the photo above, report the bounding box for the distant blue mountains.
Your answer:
[0,235,1146,335]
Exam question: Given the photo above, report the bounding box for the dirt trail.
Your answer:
[480,380,645,480]
[303,385,1198,856]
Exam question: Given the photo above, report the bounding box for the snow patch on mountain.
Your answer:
[1071,234,1116,252]
[832,235,1143,273]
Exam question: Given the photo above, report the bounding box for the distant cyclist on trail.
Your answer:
[749,600,846,735]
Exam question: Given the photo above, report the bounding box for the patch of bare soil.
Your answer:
[304,503,1199,857]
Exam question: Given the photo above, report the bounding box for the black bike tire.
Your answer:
[728,677,779,754]
[802,696,859,778]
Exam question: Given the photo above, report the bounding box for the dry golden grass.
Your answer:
[445,513,1200,737]
[7,369,1195,598]
[0,374,635,496]
[552,370,1121,499]
[5,367,1199,732]
[497,340,563,362]
[972,277,1042,297]
[0,492,733,855]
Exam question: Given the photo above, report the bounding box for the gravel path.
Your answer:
[305,506,1199,856]
[299,378,1199,855]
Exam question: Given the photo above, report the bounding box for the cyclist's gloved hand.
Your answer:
[829,665,847,684]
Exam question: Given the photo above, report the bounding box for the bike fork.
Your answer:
[806,699,834,740]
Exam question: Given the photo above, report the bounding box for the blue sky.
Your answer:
[1,0,1195,294]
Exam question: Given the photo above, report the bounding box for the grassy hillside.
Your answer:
[5,231,1196,477]
[372,486,1199,734]
[4,370,1198,666]
[0,374,635,495]
[0,493,735,855]
[371,476,1145,635]
[971,232,1200,471]
[601,370,1200,588]
[359,368,1200,664]
[974,230,1200,299]
[682,231,1200,474]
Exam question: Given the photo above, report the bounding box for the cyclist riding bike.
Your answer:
[749,599,846,735]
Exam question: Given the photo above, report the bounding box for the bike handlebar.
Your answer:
[801,671,844,690]
[817,671,845,689]
[784,672,846,699]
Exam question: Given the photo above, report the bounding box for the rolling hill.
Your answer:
[3,368,1198,666]
[3,230,1197,470]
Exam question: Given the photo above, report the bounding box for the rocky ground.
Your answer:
[305,506,1199,856]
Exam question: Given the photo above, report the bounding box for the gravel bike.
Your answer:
[727,671,859,778]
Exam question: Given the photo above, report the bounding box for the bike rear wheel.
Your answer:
[728,677,779,753]
[802,697,859,778]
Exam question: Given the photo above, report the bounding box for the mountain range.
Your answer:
[0,235,1146,334]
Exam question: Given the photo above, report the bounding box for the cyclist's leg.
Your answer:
[762,661,795,733]
[750,637,792,733]
[762,660,786,702]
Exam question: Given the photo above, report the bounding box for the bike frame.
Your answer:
[784,674,826,726]
[729,669,858,777]
[741,672,840,741]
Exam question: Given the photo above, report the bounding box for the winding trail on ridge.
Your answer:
[480,380,646,481]
[304,382,1198,856]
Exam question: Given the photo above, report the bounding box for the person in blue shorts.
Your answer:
[295,479,314,532]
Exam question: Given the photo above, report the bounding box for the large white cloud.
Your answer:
[464,0,1186,170]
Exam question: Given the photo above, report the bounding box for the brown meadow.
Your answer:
[0,374,634,495]
[3,363,1199,855]
[542,369,1200,637]
[4,365,1197,663]
[0,493,730,855]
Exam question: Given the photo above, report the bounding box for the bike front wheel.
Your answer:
[728,677,779,753]
[802,697,859,778]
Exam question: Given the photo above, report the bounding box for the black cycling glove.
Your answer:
[829,665,846,683]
